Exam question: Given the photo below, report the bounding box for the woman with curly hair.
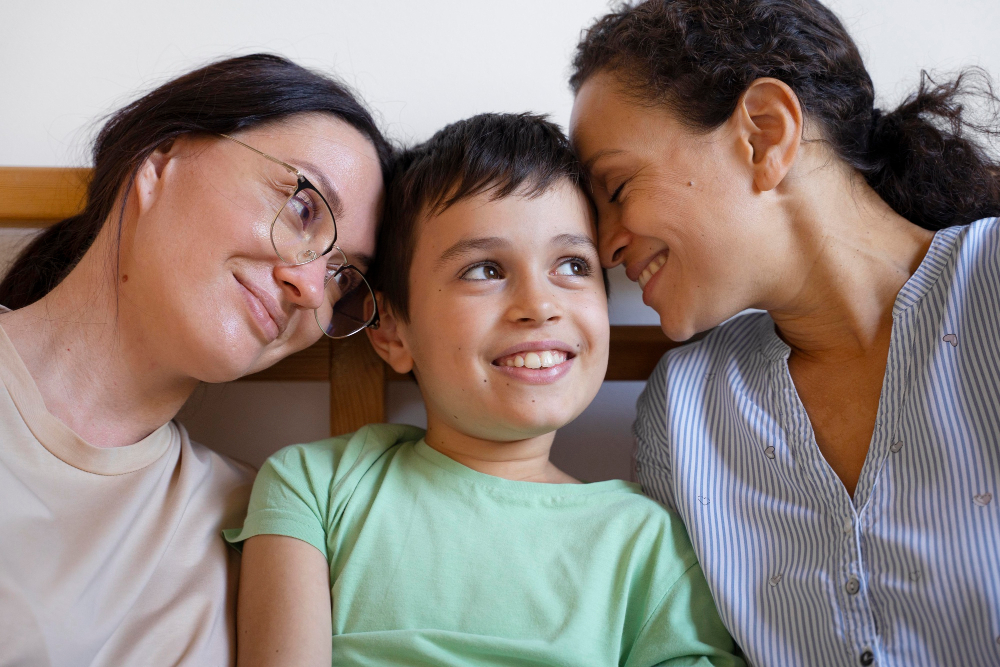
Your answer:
[570,1,1000,665]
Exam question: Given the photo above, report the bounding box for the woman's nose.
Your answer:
[273,259,327,311]
[598,214,630,269]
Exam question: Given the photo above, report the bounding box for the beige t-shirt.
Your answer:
[0,320,254,666]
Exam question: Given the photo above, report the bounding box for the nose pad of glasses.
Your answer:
[297,248,319,263]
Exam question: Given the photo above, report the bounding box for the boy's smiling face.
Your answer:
[386,180,609,443]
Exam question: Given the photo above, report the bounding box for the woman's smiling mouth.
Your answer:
[637,251,668,290]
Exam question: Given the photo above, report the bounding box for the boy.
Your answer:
[226,113,742,666]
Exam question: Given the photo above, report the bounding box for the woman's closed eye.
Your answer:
[608,181,627,204]
[461,262,504,281]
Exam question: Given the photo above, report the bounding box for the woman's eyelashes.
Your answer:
[608,180,627,204]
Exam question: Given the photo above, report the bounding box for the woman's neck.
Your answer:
[0,242,198,448]
[423,414,579,484]
[763,168,935,361]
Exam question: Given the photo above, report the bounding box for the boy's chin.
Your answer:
[468,411,579,442]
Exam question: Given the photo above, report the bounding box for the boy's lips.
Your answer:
[491,340,577,384]
[491,340,576,365]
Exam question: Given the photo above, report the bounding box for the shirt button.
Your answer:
[859,649,875,665]
[843,518,853,534]
[845,576,861,595]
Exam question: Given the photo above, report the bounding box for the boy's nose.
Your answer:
[506,279,562,324]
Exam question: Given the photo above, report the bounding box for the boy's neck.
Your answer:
[423,416,581,484]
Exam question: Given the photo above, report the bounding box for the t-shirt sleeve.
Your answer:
[634,353,678,512]
[223,424,424,558]
[625,561,745,667]
[222,439,339,557]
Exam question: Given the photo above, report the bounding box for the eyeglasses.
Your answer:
[220,133,379,339]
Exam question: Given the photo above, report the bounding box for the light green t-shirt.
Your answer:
[226,424,743,667]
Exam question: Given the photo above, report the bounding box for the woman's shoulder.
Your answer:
[640,311,773,409]
[178,425,255,482]
[957,216,1000,269]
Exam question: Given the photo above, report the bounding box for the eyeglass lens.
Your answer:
[315,265,377,338]
[271,183,337,265]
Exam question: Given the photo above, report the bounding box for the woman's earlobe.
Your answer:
[738,78,803,192]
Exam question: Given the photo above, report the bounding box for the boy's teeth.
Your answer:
[497,350,568,369]
[637,253,668,290]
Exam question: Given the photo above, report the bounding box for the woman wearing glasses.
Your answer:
[0,54,389,666]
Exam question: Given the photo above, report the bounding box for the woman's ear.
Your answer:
[133,137,179,213]
[733,78,803,193]
[366,294,414,375]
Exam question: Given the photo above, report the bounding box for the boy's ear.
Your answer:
[366,294,415,375]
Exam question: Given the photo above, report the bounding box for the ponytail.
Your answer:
[1,214,102,310]
[862,69,1000,230]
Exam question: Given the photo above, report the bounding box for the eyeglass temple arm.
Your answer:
[218,133,300,177]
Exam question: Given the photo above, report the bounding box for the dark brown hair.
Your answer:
[0,53,393,310]
[570,0,1000,231]
[369,112,594,322]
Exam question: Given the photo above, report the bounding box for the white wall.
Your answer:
[2,0,998,475]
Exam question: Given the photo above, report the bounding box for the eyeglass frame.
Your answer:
[218,133,380,338]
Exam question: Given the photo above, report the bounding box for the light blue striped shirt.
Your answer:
[635,218,1000,667]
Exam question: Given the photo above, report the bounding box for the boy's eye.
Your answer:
[462,263,504,281]
[553,258,591,277]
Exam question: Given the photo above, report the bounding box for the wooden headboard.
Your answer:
[0,167,680,435]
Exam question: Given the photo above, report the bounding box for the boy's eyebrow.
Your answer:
[552,233,599,253]
[437,236,513,265]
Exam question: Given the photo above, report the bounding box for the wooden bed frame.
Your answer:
[0,166,682,435]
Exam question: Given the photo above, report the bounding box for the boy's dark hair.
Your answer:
[370,112,594,322]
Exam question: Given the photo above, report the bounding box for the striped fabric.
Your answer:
[634,218,1000,667]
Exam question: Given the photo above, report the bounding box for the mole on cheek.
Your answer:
[121,274,128,283]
